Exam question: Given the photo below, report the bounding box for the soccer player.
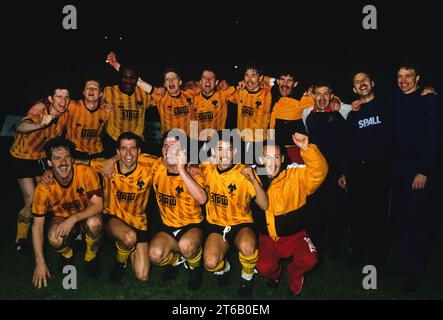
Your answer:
[201,132,268,296]
[10,87,70,254]
[32,138,103,288]
[106,52,195,137]
[255,133,328,296]
[102,65,154,156]
[192,69,236,141]
[90,132,160,283]
[148,133,207,290]
[65,80,111,159]
[27,80,111,160]
[228,64,273,147]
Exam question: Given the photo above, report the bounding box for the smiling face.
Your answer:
[83,80,103,104]
[214,140,235,169]
[200,70,218,96]
[117,138,140,172]
[397,67,420,94]
[263,145,284,178]
[277,74,297,97]
[164,71,182,96]
[48,146,74,182]
[313,86,332,111]
[119,68,138,95]
[244,68,262,91]
[48,89,70,116]
[353,72,375,98]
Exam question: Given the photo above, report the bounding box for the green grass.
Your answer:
[1,223,442,300]
[1,147,442,300]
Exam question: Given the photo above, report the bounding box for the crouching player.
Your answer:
[255,133,328,295]
[32,138,103,288]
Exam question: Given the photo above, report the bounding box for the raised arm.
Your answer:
[242,166,269,210]
[176,149,207,205]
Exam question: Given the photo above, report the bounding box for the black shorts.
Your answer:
[205,222,255,246]
[12,157,46,179]
[102,213,150,243]
[159,222,203,242]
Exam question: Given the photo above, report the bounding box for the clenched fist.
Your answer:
[292,133,310,151]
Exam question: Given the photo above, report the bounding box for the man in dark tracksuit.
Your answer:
[305,83,347,261]
[343,72,394,275]
[392,64,441,291]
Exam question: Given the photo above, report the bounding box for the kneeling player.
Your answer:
[32,138,103,288]
[149,134,207,290]
[201,133,268,296]
[90,132,160,283]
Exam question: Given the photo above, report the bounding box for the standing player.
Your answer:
[27,80,111,160]
[90,132,160,283]
[148,133,207,290]
[102,65,154,156]
[10,87,70,253]
[32,138,103,288]
[106,52,195,137]
[201,132,268,296]
[65,80,111,159]
[190,69,236,139]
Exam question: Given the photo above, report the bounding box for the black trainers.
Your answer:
[266,278,279,289]
[109,261,127,284]
[162,264,179,283]
[187,266,203,291]
[239,278,254,297]
[85,258,101,279]
[15,238,30,255]
[216,271,230,287]
[58,255,74,273]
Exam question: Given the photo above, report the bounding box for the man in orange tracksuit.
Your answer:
[255,133,328,295]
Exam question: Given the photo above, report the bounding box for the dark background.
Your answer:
[2,0,442,114]
[0,0,442,301]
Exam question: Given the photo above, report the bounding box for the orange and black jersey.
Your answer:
[201,163,258,227]
[90,154,160,231]
[193,87,236,139]
[103,85,153,141]
[32,164,102,218]
[65,100,110,154]
[153,161,205,228]
[254,145,328,240]
[229,87,273,141]
[151,89,195,136]
[10,109,68,160]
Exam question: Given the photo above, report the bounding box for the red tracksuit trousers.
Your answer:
[256,230,318,294]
